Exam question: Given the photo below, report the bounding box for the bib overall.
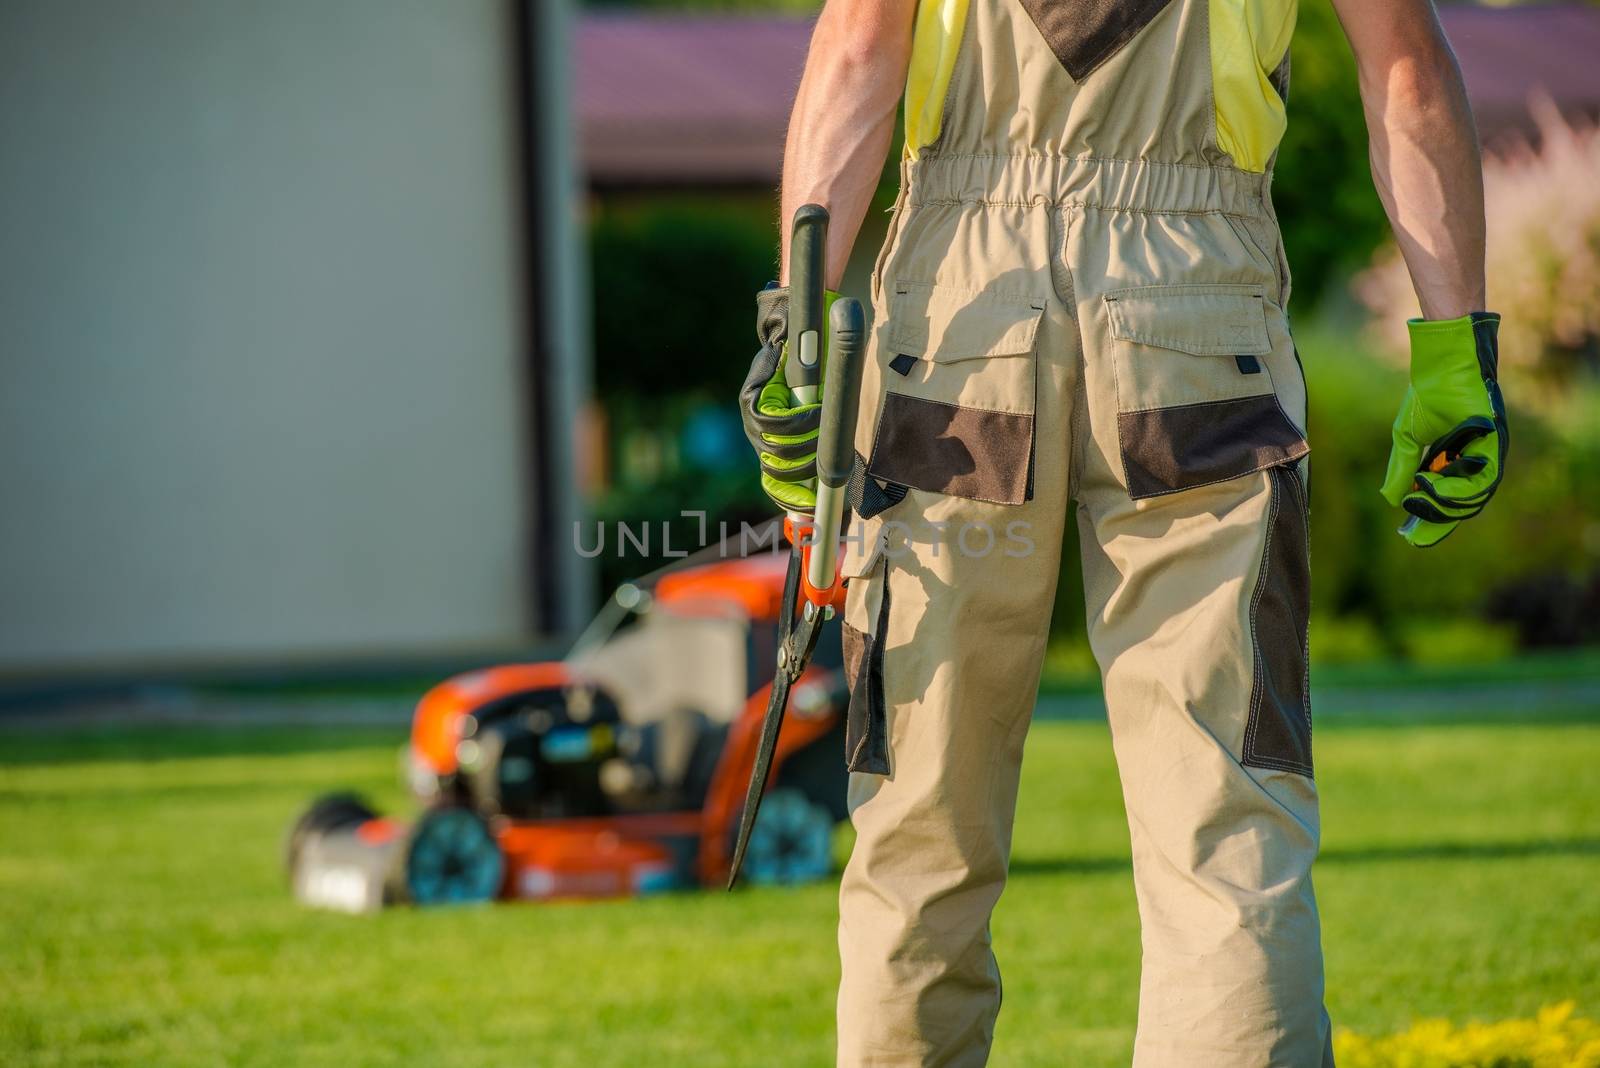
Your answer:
[836,1,1333,1064]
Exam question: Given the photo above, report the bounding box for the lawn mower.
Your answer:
[286,548,850,912]
[289,204,866,911]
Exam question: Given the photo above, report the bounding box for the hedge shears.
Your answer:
[728,204,864,889]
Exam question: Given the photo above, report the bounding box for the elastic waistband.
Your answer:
[903,154,1271,216]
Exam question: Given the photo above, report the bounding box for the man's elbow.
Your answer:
[812,1,913,87]
[1360,22,1465,115]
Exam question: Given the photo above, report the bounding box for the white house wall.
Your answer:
[0,0,534,667]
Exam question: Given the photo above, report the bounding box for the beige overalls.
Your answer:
[835,0,1332,1064]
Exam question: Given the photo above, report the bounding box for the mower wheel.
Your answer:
[738,787,834,886]
[394,805,504,906]
[285,792,378,881]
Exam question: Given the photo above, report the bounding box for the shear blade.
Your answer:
[727,667,794,889]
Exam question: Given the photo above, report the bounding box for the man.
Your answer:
[739,0,1507,1063]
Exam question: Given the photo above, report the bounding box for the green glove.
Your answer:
[1380,313,1509,548]
[738,284,839,513]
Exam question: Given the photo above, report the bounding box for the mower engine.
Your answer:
[436,684,622,821]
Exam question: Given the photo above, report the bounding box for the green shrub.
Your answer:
[1296,322,1597,638]
[1310,615,1387,666]
[1274,0,1394,311]
[1039,637,1099,691]
[586,196,781,592]
[1349,106,1600,638]
[1395,617,1517,667]
[590,195,779,406]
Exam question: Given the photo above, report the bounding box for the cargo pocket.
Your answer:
[867,282,1046,506]
[1243,464,1313,777]
[1105,284,1308,499]
[841,557,891,775]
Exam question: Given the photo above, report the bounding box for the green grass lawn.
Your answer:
[2,705,1597,1067]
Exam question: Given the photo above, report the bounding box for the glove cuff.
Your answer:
[1406,311,1501,382]
[756,284,844,348]
[756,284,789,346]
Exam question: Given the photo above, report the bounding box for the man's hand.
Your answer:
[739,286,839,513]
[1332,0,1501,543]
[743,0,913,513]
[779,0,916,289]
[1380,314,1508,547]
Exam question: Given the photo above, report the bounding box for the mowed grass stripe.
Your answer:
[1,712,1596,1067]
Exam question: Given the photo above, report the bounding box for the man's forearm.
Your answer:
[779,0,914,290]
[1353,15,1486,319]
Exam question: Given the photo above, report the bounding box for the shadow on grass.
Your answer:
[1313,696,1600,729]
[0,724,406,768]
[1032,698,1600,729]
[1318,836,1600,864]
[1009,837,1600,879]
[1009,855,1132,877]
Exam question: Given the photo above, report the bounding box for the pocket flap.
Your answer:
[1104,284,1271,356]
[888,282,1045,363]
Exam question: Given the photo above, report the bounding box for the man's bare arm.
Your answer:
[1332,0,1486,319]
[779,0,916,290]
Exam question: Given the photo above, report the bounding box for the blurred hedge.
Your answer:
[1296,322,1599,651]
[582,2,1596,654]
[1273,0,1392,310]
[587,196,781,591]
[1336,97,1600,650]
[590,194,777,406]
